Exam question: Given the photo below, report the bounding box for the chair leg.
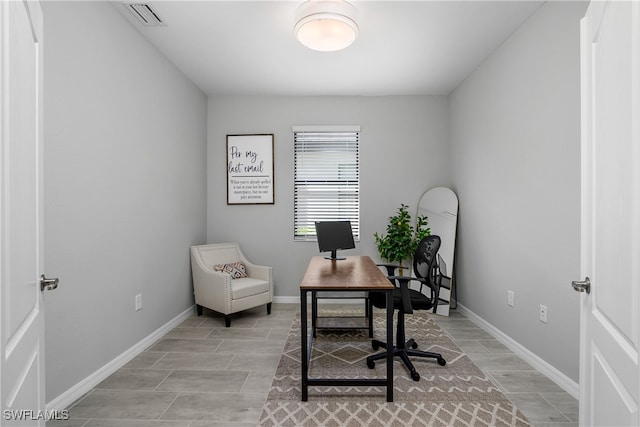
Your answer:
[371,339,387,350]
[224,315,231,327]
[407,348,447,363]
[398,350,421,381]
[267,302,272,315]
[366,309,446,381]
[196,304,203,316]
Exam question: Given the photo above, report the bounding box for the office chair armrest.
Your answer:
[377,263,401,277]
[388,275,426,314]
[388,275,426,285]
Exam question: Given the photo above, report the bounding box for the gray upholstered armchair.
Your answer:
[190,243,273,327]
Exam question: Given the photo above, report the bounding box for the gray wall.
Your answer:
[449,1,586,382]
[43,1,207,402]
[207,96,450,297]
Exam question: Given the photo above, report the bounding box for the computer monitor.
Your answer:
[314,220,356,260]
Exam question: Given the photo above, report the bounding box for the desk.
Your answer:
[300,256,395,402]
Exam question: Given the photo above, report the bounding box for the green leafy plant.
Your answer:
[374,204,430,273]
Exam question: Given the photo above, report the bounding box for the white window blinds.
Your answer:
[294,127,360,241]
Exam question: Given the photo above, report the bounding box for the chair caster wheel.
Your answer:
[372,342,380,350]
[410,342,419,349]
[437,357,446,366]
[366,359,375,369]
[411,371,420,381]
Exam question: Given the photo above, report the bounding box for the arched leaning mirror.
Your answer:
[417,187,458,316]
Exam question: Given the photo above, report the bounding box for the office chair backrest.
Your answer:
[437,253,447,278]
[413,235,441,283]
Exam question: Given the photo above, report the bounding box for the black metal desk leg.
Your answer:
[367,296,374,338]
[301,290,308,401]
[312,290,317,338]
[386,289,394,402]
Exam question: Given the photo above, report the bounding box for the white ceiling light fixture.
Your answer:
[295,0,359,52]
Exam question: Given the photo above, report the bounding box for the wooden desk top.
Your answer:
[300,256,394,291]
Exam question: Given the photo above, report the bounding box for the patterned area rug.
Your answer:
[259,309,531,427]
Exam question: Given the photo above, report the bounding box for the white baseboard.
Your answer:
[46,305,195,411]
[456,303,579,400]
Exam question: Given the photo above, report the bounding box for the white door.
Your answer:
[577,1,639,425]
[0,1,53,425]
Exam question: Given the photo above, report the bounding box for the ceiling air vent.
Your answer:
[125,3,165,26]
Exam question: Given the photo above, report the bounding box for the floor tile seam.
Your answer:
[265,328,284,340]
[149,351,171,369]
[71,417,90,426]
[521,406,573,424]
[499,393,571,424]
[478,346,514,354]
[484,372,508,393]
[152,368,177,392]
[113,366,174,372]
[66,388,95,410]
[84,389,181,395]
[463,352,522,357]
[169,390,268,397]
[482,369,545,376]
[193,328,217,340]
[192,318,207,328]
[504,390,574,419]
[486,375,566,393]
[157,389,182,421]
[171,325,215,331]
[211,337,278,344]
[537,393,577,421]
[83,388,265,399]
[239,369,257,394]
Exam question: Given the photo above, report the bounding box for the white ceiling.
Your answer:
[113,1,544,96]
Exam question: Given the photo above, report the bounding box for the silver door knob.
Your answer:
[40,274,59,291]
[572,277,590,294]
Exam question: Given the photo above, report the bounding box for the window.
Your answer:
[293,126,360,241]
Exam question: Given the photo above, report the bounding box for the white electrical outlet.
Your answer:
[135,293,142,311]
[539,304,547,323]
[507,290,514,307]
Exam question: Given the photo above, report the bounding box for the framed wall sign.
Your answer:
[226,134,274,204]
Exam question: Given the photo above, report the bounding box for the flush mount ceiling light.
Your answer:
[295,0,359,52]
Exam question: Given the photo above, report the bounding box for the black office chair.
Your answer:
[436,253,453,309]
[366,235,446,381]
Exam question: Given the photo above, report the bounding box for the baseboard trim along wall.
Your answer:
[456,303,579,400]
[46,305,196,411]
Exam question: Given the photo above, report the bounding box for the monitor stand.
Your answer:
[325,250,346,260]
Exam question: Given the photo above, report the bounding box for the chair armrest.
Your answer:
[377,263,401,277]
[193,268,229,290]
[388,275,427,285]
[243,261,271,281]
[392,276,415,315]
[190,247,233,312]
[236,251,273,298]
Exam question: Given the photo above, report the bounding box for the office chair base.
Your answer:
[367,339,446,381]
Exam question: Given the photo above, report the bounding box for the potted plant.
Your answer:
[374,204,430,274]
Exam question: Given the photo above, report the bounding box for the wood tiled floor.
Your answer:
[48,303,578,427]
